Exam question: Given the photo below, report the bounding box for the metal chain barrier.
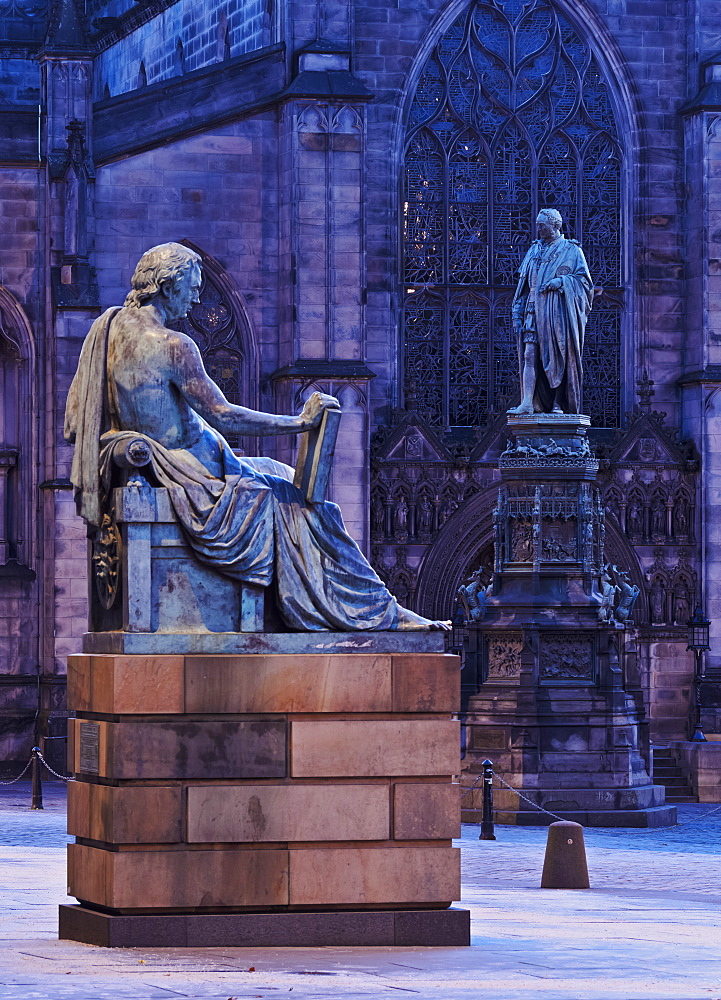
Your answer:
[615,801,721,835]
[0,756,33,786]
[493,772,570,824]
[468,764,721,834]
[460,773,484,801]
[0,748,74,788]
[33,748,74,782]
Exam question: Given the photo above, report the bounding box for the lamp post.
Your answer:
[686,605,710,743]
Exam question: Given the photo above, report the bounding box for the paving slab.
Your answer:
[1,781,721,998]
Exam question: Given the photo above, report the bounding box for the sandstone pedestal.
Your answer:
[60,632,469,947]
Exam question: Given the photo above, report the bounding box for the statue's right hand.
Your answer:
[299,391,340,429]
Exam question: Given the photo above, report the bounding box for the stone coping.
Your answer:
[82,630,447,655]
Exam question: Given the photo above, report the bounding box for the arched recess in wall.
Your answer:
[0,287,36,569]
[399,0,633,432]
[415,483,647,623]
[176,241,259,452]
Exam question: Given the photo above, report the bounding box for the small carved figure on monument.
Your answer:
[417,495,434,539]
[673,499,689,538]
[627,502,643,537]
[651,500,666,539]
[457,567,488,623]
[370,495,385,540]
[91,512,120,610]
[542,534,560,560]
[613,567,640,626]
[673,581,691,626]
[393,496,409,541]
[511,519,534,561]
[64,243,449,631]
[598,564,619,624]
[508,208,594,415]
[649,577,666,624]
[439,496,458,525]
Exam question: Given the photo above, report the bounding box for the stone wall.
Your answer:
[95,0,271,100]
[0,163,46,765]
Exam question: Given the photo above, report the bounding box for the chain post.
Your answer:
[30,747,43,810]
[480,758,496,840]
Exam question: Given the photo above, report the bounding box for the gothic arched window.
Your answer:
[403,0,624,429]
[0,288,35,569]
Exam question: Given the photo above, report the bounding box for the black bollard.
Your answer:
[479,759,496,840]
[30,747,43,810]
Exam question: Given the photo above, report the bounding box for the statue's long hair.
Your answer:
[124,243,201,307]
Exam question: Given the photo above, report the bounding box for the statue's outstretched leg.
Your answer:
[394,605,451,631]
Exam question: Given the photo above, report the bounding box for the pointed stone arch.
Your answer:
[415,482,647,623]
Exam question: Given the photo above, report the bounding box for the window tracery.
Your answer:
[403,0,624,429]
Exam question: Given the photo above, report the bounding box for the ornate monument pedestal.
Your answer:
[59,631,470,948]
[461,414,676,828]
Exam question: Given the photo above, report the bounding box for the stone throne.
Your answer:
[91,435,271,638]
[88,403,345,639]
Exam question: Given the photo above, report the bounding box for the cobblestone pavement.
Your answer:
[1,782,721,999]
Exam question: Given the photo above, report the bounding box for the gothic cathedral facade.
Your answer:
[0,0,718,762]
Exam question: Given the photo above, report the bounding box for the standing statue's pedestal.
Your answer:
[59,631,469,948]
[462,413,676,828]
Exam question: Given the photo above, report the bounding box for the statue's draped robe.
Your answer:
[64,308,399,631]
[513,237,594,413]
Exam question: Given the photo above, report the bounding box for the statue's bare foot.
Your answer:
[507,402,534,415]
[395,606,451,631]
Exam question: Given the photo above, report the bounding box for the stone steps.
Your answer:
[652,747,698,803]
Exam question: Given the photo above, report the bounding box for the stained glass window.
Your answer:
[403,0,624,428]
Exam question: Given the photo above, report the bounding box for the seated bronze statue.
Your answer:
[64,242,448,632]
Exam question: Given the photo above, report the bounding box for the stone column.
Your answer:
[38,3,99,677]
[274,50,374,550]
[680,55,721,672]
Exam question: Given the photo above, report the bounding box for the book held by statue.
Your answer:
[294,406,342,503]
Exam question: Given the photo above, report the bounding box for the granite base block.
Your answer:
[58,905,471,948]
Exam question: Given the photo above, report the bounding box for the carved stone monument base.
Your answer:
[61,633,469,948]
[461,413,676,828]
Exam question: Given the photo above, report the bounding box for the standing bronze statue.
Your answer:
[509,208,594,415]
